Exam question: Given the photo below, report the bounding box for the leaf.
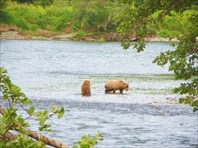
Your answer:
[74,132,103,148]
[191,100,198,107]
[179,98,185,103]
[28,106,35,115]
[193,107,198,112]
[51,106,58,112]
[58,107,64,119]
[121,42,131,50]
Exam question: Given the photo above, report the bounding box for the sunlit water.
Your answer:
[1,40,197,147]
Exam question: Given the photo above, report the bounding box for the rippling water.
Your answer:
[1,40,197,147]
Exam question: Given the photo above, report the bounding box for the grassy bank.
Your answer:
[0,1,119,31]
[0,1,197,41]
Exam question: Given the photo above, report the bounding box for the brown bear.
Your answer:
[81,80,91,96]
[105,80,129,94]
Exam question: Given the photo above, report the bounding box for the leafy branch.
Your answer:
[0,67,103,147]
[117,0,198,111]
[73,132,103,148]
[0,67,69,147]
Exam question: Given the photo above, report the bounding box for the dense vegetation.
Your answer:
[117,0,198,111]
[0,1,197,39]
[1,0,196,40]
[0,0,120,36]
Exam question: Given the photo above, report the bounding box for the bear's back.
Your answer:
[105,80,123,89]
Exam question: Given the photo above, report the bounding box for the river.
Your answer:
[1,40,197,147]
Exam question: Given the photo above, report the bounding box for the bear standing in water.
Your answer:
[81,80,91,96]
[105,80,129,94]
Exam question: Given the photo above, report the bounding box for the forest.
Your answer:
[0,0,198,148]
[0,0,197,41]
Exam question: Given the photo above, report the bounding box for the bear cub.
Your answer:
[81,80,91,96]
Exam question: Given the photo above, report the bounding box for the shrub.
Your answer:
[74,30,86,40]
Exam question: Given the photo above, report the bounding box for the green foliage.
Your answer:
[34,0,54,8]
[15,0,33,3]
[0,67,102,147]
[0,67,31,105]
[40,5,74,31]
[157,10,198,39]
[1,0,120,32]
[74,30,86,40]
[0,2,67,31]
[73,132,103,148]
[0,10,11,23]
[2,2,41,30]
[117,0,198,110]
[0,67,65,146]
[0,0,6,11]
[73,1,109,30]
[71,0,121,31]
[179,96,198,112]
[152,9,198,83]
[174,78,198,95]
[192,100,198,112]
[1,133,45,148]
[14,0,54,7]
[176,78,198,111]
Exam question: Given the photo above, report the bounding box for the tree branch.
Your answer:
[0,106,69,148]
[0,131,17,141]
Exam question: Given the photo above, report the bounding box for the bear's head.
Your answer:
[123,82,129,91]
[83,80,90,85]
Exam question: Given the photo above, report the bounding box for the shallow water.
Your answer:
[1,40,197,147]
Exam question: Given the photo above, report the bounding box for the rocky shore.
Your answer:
[1,31,26,40]
[1,30,180,42]
[0,24,179,42]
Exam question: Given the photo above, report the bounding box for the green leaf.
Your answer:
[179,98,185,103]
[74,132,103,148]
[191,100,198,107]
[193,107,198,112]
[0,67,8,74]
[28,106,35,115]
[121,42,131,50]
[58,107,64,119]
[51,106,58,112]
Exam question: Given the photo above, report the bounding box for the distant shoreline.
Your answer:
[0,24,181,42]
[0,30,180,42]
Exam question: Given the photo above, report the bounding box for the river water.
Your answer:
[1,40,197,147]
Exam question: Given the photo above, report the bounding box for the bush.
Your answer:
[37,5,74,31]
[0,10,14,23]
[1,1,120,32]
[74,30,86,40]
[72,0,118,31]
[3,2,42,30]
[157,10,197,39]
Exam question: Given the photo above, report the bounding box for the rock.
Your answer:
[0,31,25,40]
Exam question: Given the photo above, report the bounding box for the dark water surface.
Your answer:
[1,40,197,147]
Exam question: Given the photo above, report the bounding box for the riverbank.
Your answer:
[0,24,179,42]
